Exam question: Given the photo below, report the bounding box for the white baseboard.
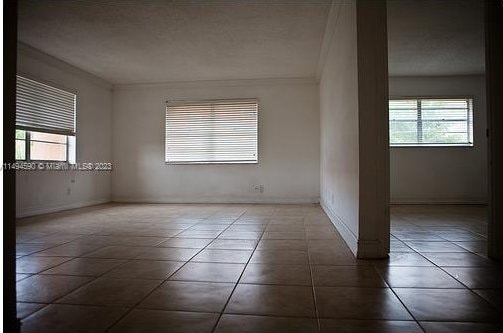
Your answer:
[320,200,358,256]
[357,239,389,259]
[16,198,111,218]
[391,197,487,205]
[321,200,391,259]
[112,196,320,205]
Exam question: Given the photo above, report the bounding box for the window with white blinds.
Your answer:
[165,99,258,164]
[15,75,77,163]
[389,98,473,146]
[16,75,76,135]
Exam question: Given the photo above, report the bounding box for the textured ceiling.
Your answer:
[18,0,485,84]
[18,0,330,84]
[387,0,485,76]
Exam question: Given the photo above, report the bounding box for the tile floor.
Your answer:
[15,204,503,333]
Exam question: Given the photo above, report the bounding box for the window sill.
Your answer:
[390,144,474,148]
[165,161,258,165]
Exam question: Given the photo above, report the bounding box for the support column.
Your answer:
[486,0,503,261]
[356,0,390,258]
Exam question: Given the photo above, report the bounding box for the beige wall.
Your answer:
[356,0,390,257]
[320,0,389,258]
[111,79,320,204]
[16,45,113,217]
[389,75,487,204]
[320,1,360,254]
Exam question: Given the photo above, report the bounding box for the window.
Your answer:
[389,98,473,147]
[16,75,76,162]
[165,99,258,164]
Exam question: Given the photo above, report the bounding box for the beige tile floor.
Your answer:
[15,204,503,333]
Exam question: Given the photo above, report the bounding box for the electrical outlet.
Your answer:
[67,187,71,195]
[253,184,264,193]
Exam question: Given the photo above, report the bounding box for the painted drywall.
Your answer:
[16,45,113,218]
[112,79,320,203]
[389,75,487,204]
[355,0,390,257]
[320,0,389,258]
[319,2,360,253]
[387,0,485,76]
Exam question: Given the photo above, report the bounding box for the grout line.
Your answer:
[15,233,91,258]
[432,262,503,310]
[209,210,269,333]
[103,210,250,333]
[18,214,232,325]
[373,268,427,333]
[18,206,500,332]
[306,226,322,333]
[16,298,500,326]
[391,233,502,326]
[385,223,496,332]
[21,219,234,275]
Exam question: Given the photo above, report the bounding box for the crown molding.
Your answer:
[17,42,113,90]
[113,76,318,91]
[18,43,319,91]
[316,1,343,81]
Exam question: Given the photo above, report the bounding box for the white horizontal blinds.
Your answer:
[389,98,473,146]
[420,98,473,145]
[16,75,76,135]
[166,99,258,163]
[389,99,419,145]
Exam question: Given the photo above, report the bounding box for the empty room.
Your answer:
[3,0,503,332]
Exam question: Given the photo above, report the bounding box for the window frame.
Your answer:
[15,129,76,163]
[15,74,77,163]
[165,98,259,165]
[389,96,474,148]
